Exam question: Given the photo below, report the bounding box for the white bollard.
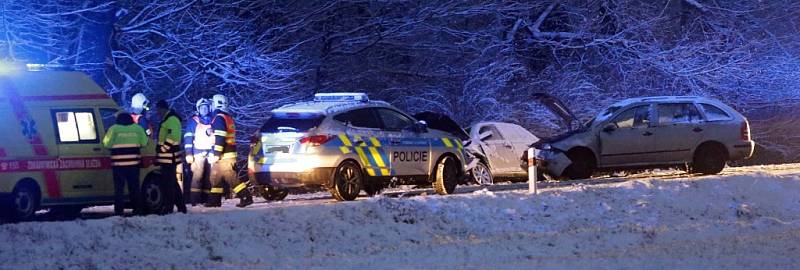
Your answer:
[528,147,537,194]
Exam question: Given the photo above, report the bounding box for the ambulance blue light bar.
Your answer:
[313,92,369,102]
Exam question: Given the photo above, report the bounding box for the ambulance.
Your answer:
[0,64,169,221]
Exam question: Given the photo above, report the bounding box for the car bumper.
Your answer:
[250,168,335,188]
[521,149,572,178]
[730,141,755,160]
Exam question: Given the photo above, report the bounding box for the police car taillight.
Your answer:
[299,135,334,146]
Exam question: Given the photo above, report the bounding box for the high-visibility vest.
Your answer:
[156,111,183,165]
[192,115,214,152]
[102,124,148,167]
[211,112,237,159]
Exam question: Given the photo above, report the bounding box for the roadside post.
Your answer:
[528,147,537,194]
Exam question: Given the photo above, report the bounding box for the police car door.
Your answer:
[374,108,429,176]
[336,108,391,177]
[51,108,112,199]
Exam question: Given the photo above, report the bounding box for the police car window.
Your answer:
[334,108,381,129]
[375,108,414,131]
[100,108,118,132]
[701,104,732,121]
[613,105,650,129]
[657,103,702,125]
[260,114,325,133]
[54,110,98,143]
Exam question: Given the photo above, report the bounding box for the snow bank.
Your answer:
[2,172,800,270]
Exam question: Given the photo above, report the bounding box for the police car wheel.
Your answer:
[433,156,459,195]
[9,183,39,221]
[330,161,362,201]
[471,162,493,186]
[262,187,289,201]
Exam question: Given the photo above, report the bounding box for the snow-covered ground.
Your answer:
[2,165,800,270]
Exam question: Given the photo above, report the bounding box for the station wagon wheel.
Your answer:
[330,160,362,201]
[7,183,40,221]
[471,162,493,186]
[691,144,727,175]
[433,156,459,195]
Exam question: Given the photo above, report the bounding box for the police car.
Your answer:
[248,93,467,201]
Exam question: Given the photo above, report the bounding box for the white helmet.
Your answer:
[131,93,150,114]
[195,98,210,111]
[211,94,228,111]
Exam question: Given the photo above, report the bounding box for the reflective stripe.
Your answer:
[156,159,173,164]
[158,153,176,157]
[112,144,140,148]
[166,138,176,144]
[190,188,203,192]
[113,160,140,166]
[112,154,141,160]
[214,145,224,151]
[353,147,371,169]
[184,133,194,137]
[222,152,237,159]
[380,168,390,176]
[366,168,376,176]
[233,183,247,194]
[184,144,193,148]
[368,147,386,168]
[441,138,454,148]
[369,137,381,147]
[338,134,352,146]
[214,130,228,136]
[455,139,463,150]
[210,187,224,194]
[339,146,351,154]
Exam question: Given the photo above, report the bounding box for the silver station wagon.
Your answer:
[529,94,755,180]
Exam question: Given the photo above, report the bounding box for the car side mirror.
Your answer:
[406,120,428,133]
[602,124,616,133]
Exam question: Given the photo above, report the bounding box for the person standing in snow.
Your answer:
[155,100,187,214]
[103,112,148,216]
[205,94,253,208]
[184,98,214,205]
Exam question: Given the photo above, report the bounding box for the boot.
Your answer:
[204,193,222,207]
[235,189,253,208]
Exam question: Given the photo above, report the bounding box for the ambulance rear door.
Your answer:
[50,107,114,203]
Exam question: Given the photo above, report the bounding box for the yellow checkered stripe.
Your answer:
[440,137,463,151]
[337,133,391,177]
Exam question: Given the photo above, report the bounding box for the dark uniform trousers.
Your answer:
[113,166,141,216]
[161,164,186,213]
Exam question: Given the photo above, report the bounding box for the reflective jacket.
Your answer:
[156,110,183,165]
[184,114,214,156]
[103,123,149,167]
[210,110,236,160]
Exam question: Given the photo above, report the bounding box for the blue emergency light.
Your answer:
[313,93,369,102]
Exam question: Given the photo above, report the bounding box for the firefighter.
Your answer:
[206,94,253,208]
[155,100,187,214]
[184,98,214,205]
[102,112,148,216]
[130,93,153,137]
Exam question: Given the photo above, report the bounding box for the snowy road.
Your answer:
[2,164,800,269]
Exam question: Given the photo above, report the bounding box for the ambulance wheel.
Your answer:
[330,160,362,201]
[48,205,84,220]
[142,174,167,214]
[261,187,289,201]
[433,155,459,195]
[6,181,40,222]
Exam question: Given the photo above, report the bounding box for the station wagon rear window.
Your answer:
[260,114,324,133]
[700,104,732,121]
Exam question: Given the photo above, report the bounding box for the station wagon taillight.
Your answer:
[299,135,334,146]
[740,120,751,141]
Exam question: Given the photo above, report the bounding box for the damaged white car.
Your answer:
[414,112,538,185]
[526,94,755,180]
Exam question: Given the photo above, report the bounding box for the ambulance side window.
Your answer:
[100,108,118,132]
[52,109,99,143]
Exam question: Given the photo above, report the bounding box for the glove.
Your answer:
[186,155,194,164]
[207,155,219,164]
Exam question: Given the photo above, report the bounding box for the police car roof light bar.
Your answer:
[313,92,369,102]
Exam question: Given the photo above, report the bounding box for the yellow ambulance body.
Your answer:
[0,69,164,221]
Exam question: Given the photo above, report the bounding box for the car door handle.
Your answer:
[390,139,401,145]
[642,131,653,136]
[692,127,703,132]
